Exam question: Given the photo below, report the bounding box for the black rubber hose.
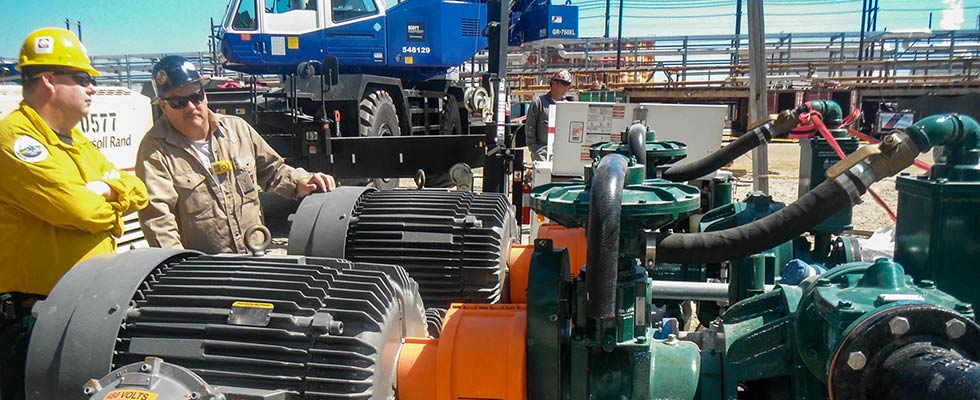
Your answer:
[656,179,852,264]
[661,123,772,182]
[627,123,647,167]
[872,342,980,400]
[586,154,627,319]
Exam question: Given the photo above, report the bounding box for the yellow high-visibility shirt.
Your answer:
[0,102,148,295]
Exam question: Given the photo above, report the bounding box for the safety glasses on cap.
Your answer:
[162,90,206,108]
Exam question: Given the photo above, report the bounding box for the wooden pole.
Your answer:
[748,0,768,193]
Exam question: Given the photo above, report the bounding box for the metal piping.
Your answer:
[649,281,776,302]
[553,43,876,60]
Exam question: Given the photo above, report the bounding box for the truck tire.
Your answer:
[440,94,462,135]
[426,95,459,187]
[357,90,401,189]
[359,89,401,137]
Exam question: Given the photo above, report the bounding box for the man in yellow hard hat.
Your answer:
[0,28,148,400]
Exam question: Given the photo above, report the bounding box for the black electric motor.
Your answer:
[289,187,516,308]
[26,249,426,400]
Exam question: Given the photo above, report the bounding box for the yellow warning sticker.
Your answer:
[232,301,274,310]
[104,389,158,400]
[405,56,414,65]
[287,36,299,49]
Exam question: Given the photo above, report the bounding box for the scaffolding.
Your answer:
[490,29,980,101]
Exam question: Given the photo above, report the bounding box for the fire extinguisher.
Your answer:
[521,180,532,225]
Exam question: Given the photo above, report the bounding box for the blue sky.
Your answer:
[1,0,977,58]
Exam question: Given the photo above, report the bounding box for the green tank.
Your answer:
[895,113,980,310]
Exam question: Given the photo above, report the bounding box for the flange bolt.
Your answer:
[847,351,867,371]
[889,316,910,336]
[946,319,967,339]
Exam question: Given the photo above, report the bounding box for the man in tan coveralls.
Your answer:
[136,55,335,254]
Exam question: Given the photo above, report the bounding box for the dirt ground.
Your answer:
[729,141,933,234]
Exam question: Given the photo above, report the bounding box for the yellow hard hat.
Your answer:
[16,27,99,76]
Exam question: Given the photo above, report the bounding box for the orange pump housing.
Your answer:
[398,304,527,400]
[508,223,586,303]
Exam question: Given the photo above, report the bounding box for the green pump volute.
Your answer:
[905,114,980,152]
[793,258,970,381]
[530,156,700,232]
[904,114,980,181]
[588,123,687,174]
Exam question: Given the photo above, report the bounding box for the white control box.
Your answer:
[550,102,727,178]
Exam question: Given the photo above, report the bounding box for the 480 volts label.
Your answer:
[104,389,158,400]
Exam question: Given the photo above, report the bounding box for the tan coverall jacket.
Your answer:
[136,112,311,254]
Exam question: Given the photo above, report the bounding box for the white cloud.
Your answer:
[939,0,965,30]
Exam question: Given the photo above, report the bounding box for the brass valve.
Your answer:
[746,109,800,137]
[826,131,921,181]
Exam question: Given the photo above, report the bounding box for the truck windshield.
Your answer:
[230,0,258,30]
[332,0,378,22]
[266,0,313,13]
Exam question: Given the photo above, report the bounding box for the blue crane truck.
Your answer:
[212,0,577,187]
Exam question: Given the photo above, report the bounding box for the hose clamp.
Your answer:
[754,124,772,142]
[645,231,659,267]
[833,159,878,204]
[833,172,864,204]
[846,161,878,193]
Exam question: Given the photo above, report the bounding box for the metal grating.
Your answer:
[344,189,514,308]
[112,255,424,399]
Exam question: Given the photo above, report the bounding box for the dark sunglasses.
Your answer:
[34,71,97,87]
[553,79,571,87]
[162,90,206,108]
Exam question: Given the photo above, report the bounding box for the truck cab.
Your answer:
[221,0,383,73]
[219,0,491,80]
